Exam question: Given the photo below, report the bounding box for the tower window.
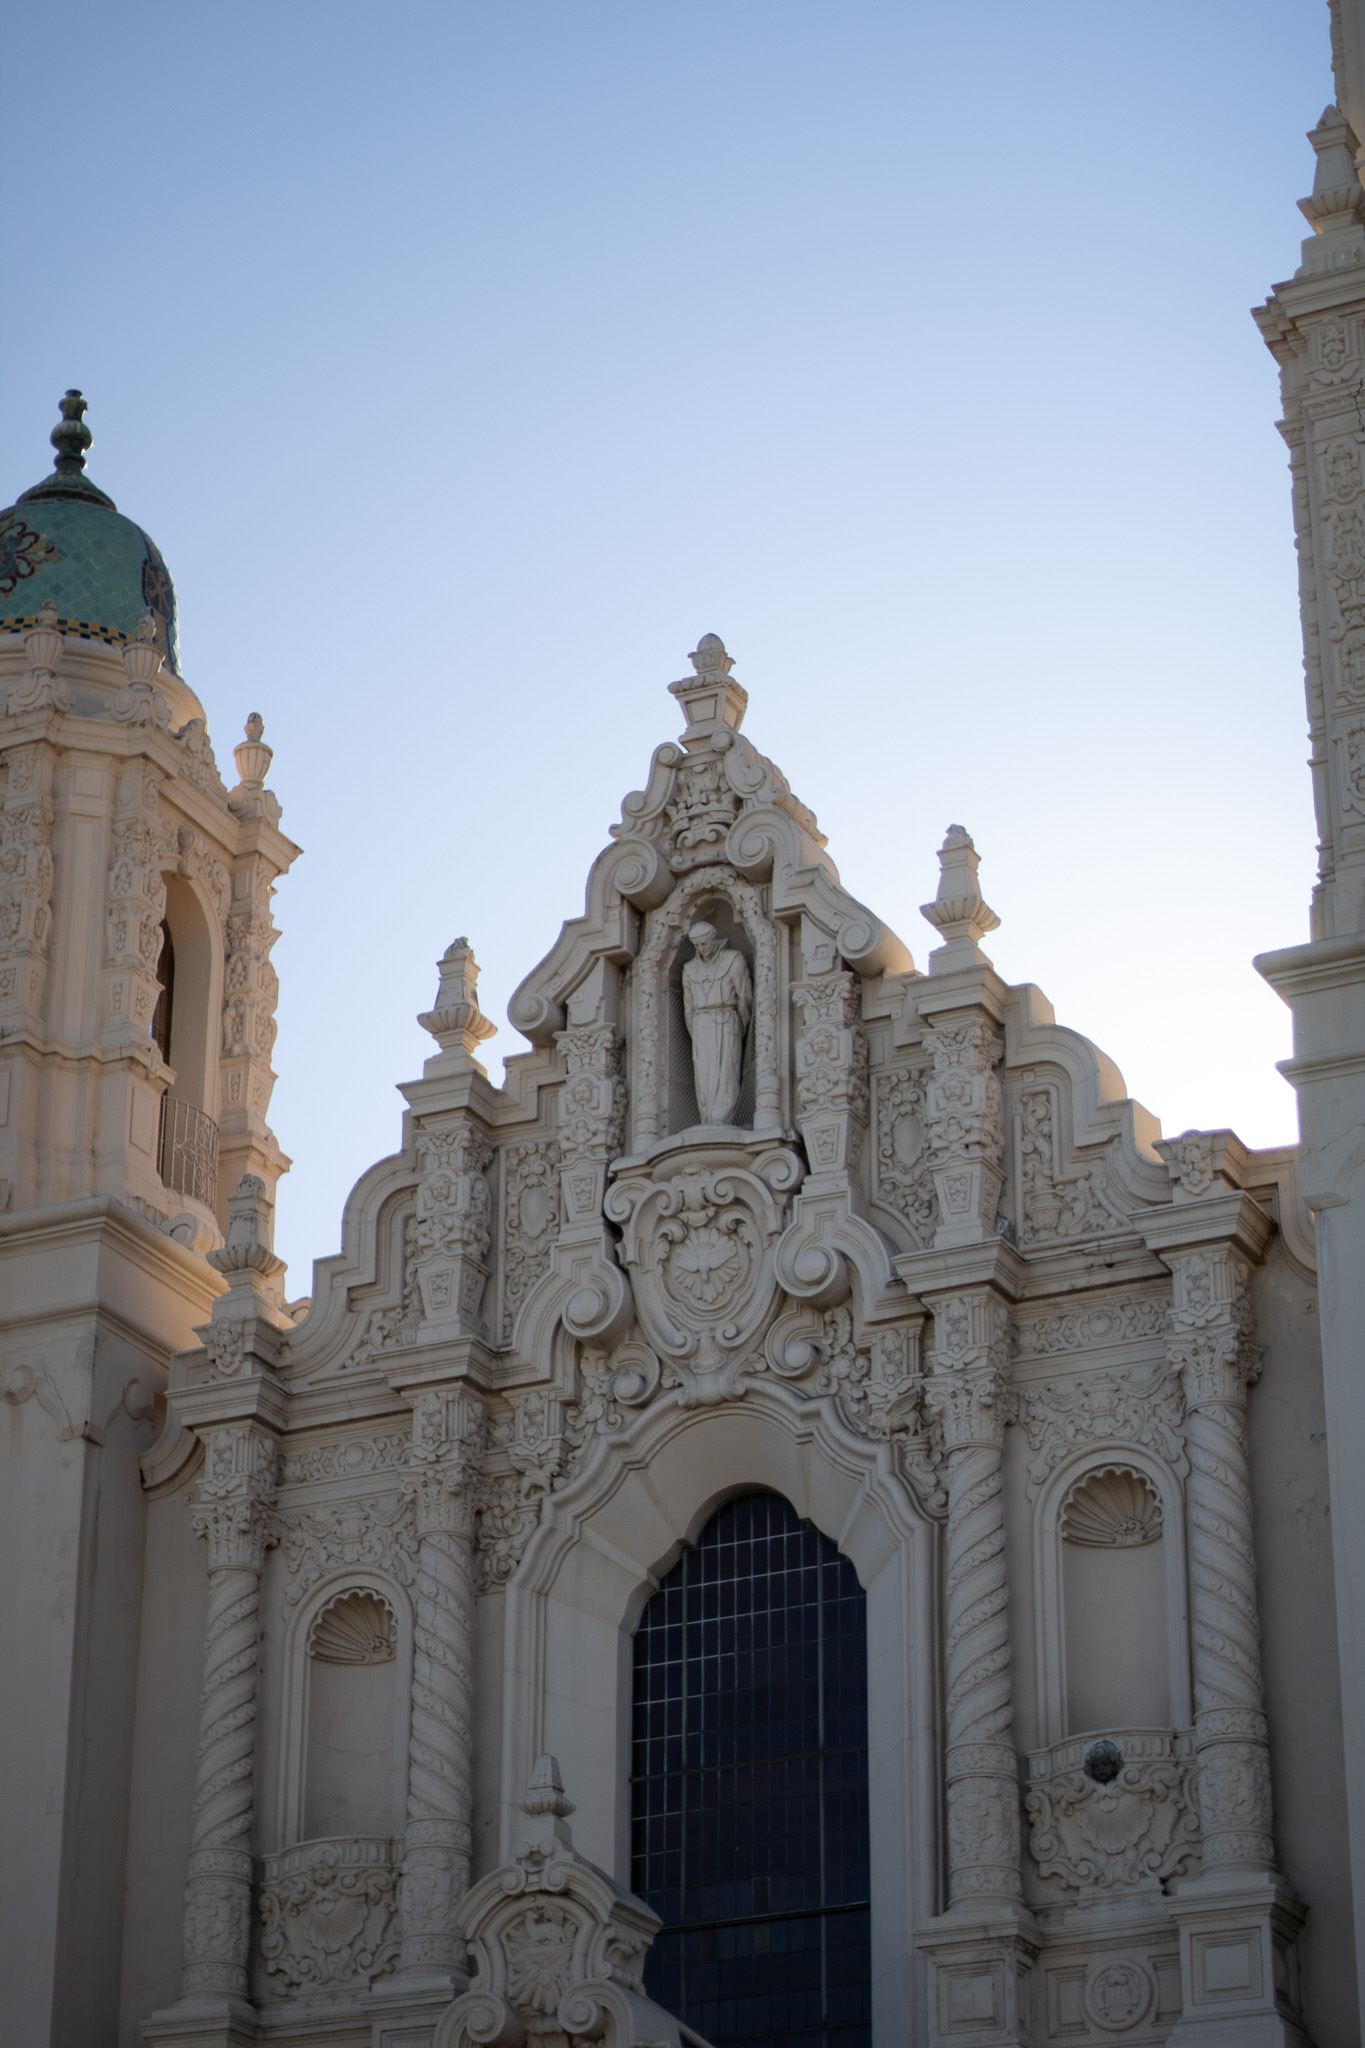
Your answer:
[630,1491,871,2048]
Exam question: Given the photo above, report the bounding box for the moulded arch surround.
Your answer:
[272,1566,415,1852]
[502,1380,939,2048]
[1032,1441,1192,1748]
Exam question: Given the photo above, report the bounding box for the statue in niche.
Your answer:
[681,921,752,1125]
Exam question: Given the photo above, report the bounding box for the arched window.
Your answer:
[630,1491,871,2048]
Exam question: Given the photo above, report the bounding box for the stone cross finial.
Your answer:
[920,824,1001,971]
[419,936,498,1071]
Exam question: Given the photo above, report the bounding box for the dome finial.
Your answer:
[51,391,93,476]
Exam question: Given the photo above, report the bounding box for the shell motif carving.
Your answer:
[1061,1467,1162,1549]
[307,1590,397,1664]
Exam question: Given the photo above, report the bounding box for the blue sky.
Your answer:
[1,1,1333,1285]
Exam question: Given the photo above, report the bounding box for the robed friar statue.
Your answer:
[681,920,752,1125]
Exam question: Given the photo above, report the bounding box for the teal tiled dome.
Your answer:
[0,391,180,677]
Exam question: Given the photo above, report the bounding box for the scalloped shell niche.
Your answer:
[303,1593,400,1839]
[1061,1468,1169,1734]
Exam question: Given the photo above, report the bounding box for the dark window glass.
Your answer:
[630,1490,871,2048]
[151,919,174,1062]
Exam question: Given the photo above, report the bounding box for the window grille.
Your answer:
[158,1095,219,1209]
[631,1491,871,2048]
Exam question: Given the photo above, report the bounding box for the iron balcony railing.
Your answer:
[158,1096,220,1209]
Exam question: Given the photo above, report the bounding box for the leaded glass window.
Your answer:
[630,1490,871,2048]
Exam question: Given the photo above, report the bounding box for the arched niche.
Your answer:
[159,869,219,1118]
[503,1385,936,2048]
[274,1570,414,1850]
[629,866,781,1149]
[1032,1446,1191,1748]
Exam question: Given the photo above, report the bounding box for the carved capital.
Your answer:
[1165,1246,1259,1408]
[925,1292,1012,1451]
[191,1422,279,1571]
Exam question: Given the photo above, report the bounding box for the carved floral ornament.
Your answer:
[1026,1735,1200,1896]
[258,1837,401,1995]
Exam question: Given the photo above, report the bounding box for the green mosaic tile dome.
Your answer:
[0,391,180,677]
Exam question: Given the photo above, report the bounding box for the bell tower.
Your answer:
[0,394,299,2047]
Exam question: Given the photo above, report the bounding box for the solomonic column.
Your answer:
[180,1424,279,2004]
[1144,1187,1308,2045]
[394,1385,483,1993]
[924,1290,1021,1910]
[1165,1241,1275,1873]
[145,1174,292,2047]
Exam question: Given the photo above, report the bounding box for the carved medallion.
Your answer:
[605,1139,802,1391]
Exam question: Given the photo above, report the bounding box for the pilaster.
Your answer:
[1254,94,1365,2015]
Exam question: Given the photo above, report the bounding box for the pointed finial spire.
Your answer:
[15,391,115,510]
[227,713,281,822]
[419,936,498,1073]
[51,390,93,475]
[920,824,1000,972]
[668,631,748,743]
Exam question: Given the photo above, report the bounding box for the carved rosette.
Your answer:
[1165,1245,1275,1872]
[180,1423,279,2001]
[399,1387,483,1979]
[925,1291,1022,1905]
[605,1141,802,1395]
[922,1017,1004,1247]
[792,970,868,1175]
[410,1117,494,1335]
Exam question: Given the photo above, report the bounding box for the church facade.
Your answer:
[7,19,1365,2048]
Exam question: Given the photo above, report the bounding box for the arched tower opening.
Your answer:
[156,870,220,1211]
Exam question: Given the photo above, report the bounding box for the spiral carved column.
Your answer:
[180,1424,278,2003]
[398,1388,482,1982]
[1166,1245,1276,1873]
[925,1290,1022,1908]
